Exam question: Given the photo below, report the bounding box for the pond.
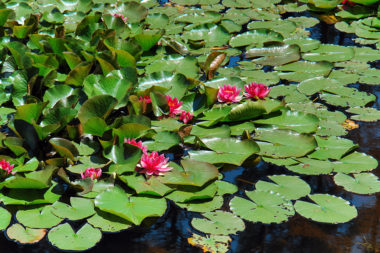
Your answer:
[0,0,379,252]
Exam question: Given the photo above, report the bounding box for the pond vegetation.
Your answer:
[0,0,379,252]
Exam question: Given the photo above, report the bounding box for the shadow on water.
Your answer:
[1,1,379,253]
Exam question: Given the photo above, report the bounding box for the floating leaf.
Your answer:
[16,206,63,229]
[7,224,46,244]
[255,175,311,200]
[230,191,295,224]
[334,173,380,194]
[333,152,378,173]
[87,210,132,233]
[188,233,231,253]
[191,211,245,235]
[294,194,357,223]
[48,223,101,251]
[308,136,358,160]
[51,197,95,221]
[346,107,380,122]
[286,158,333,175]
[0,207,11,230]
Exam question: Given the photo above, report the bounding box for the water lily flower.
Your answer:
[0,160,14,175]
[179,110,193,124]
[139,96,152,104]
[114,13,127,23]
[342,0,356,8]
[81,168,102,180]
[217,84,242,103]
[166,95,183,116]
[136,152,172,176]
[244,82,270,100]
[124,138,148,153]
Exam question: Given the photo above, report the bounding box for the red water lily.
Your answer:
[114,13,127,23]
[244,82,270,100]
[0,160,14,175]
[166,95,183,116]
[139,96,152,104]
[81,168,102,180]
[342,0,356,8]
[124,138,148,153]
[217,84,242,103]
[136,152,172,176]
[179,110,193,124]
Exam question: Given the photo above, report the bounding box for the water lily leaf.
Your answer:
[160,160,219,187]
[188,233,231,253]
[320,87,376,107]
[317,119,347,137]
[183,23,230,47]
[48,223,101,251]
[146,54,199,78]
[144,131,181,151]
[346,107,380,122]
[104,143,142,172]
[78,95,118,124]
[0,8,13,26]
[229,29,283,48]
[227,100,281,122]
[254,129,317,158]
[87,209,132,233]
[284,38,320,52]
[113,123,150,140]
[286,158,333,175]
[255,175,311,200]
[49,138,79,161]
[334,173,380,194]
[7,224,46,244]
[0,207,11,230]
[191,211,245,235]
[146,13,169,29]
[16,206,63,229]
[83,70,134,109]
[230,191,295,224]
[302,44,354,62]
[43,85,80,108]
[333,152,378,173]
[177,195,224,213]
[262,157,298,166]
[166,182,217,203]
[4,166,56,189]
[245,42,300,66]
[297,77,342,96]
[175,11,221,24]
[358,69,380,85]
[294,194,357,223]
[51,197,95,220]
[65,62,92,87]
[254,110,319,134]
[308,136,358,160]
[95,186,167,225]
[119,174,173,197]
[191,125,231,138]
[230,122,255,136]
[274,61,333,82]
[248,20,297,37]
[152,118,183,131]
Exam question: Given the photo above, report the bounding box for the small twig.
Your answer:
[236,177,255,185]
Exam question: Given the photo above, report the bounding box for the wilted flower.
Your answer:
[179,111,193,124]
[217,84,242,103]
[244,82,270,100]
[124,138,148,153]
[114,13,127,23]
[139,96,152,104]
[166,95,183,116]
[136,152,172,176]
[81,168,102,180]
[0,160,14,175]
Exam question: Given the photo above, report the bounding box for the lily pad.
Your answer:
[51,197,95,221]
[333,152,378,173]
[7,224,46,244]
[0,207,11,230]
[16,205,63,229]
[48,223,101,251]
[87,210,132,233]
[294,194,357,223]
[334,173,380,194]
[191,211,245,235]
[230,191,295,224]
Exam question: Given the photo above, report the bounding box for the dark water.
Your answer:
[1,2,379,253]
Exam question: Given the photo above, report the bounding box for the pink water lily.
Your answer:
[124,138,148,153]
[0,160,14,175]
[244,82,270,100]
[136,152,172,176]
[179,110,193,124]
[166,95,183,116]
[139,96,152,104]
[81,168,102,180]
[114,13,127,23]
[217,84,242,103]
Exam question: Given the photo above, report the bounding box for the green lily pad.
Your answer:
[255,175,311,200]
[144,131,181,151]
[48,223,101,251]
[230,191,295,224]
[346,107,380,122]
[302,44,355,62]
[245,42,300,66]
[51,197,95,220]
[87,210,132,233]
[334,173,380,194]
[95,186,167,225]
[176,196,224,213]
[294,194,357,223]
[229,29,283,48]
[0,207,11,230]
[333,152,378,173]
[191,211,245,235]
[308,136,358,160]
[286,158,334,175]
[16,205,63,229]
